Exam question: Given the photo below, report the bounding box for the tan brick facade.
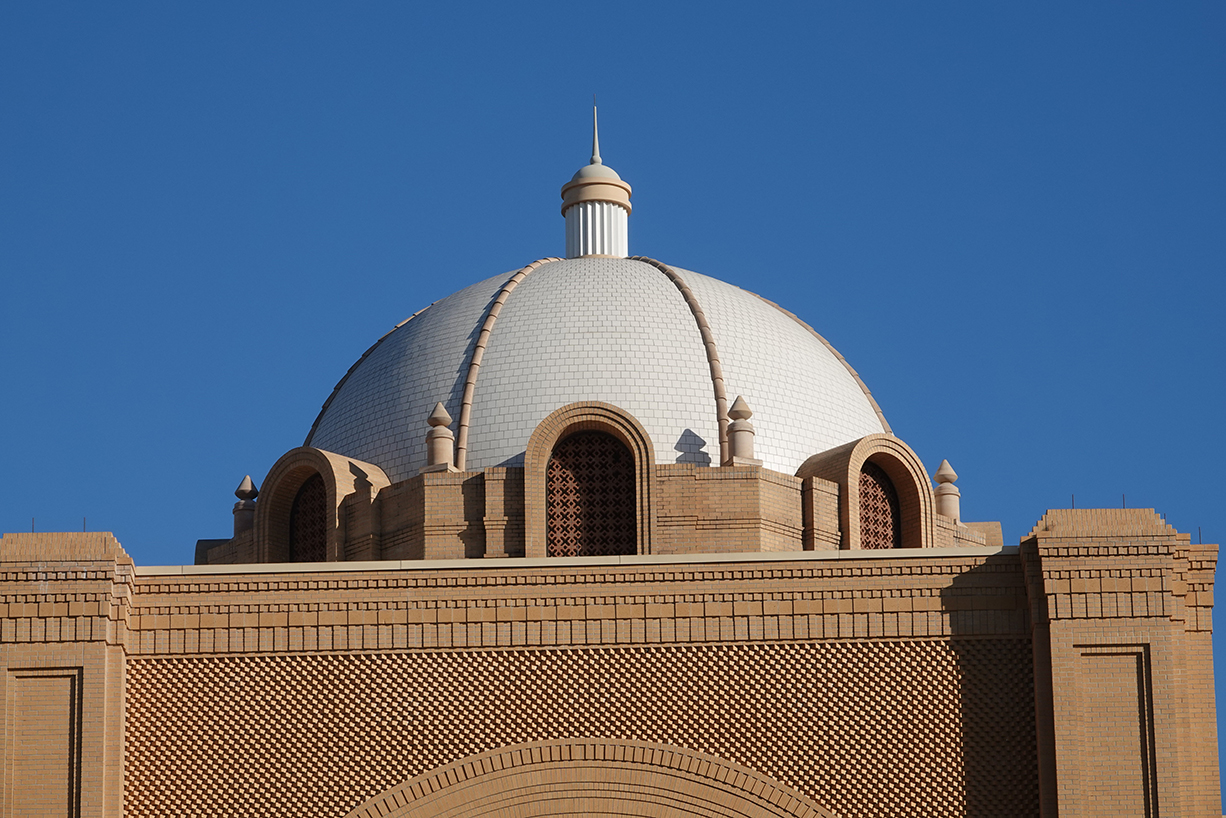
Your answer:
[0,504,1218,816]
[202,421,988,568]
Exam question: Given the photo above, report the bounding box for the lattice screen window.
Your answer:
[859,461,901,549]
[289,472,327,562]
[546,431,636,557]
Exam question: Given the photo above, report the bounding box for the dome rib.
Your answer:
[303,301,437,448]
[630,256,732,465]
[454,257,562,470]
[747,291,892,435]
[307,257,888,480]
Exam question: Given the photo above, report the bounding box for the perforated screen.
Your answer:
[289,473,327,562]
[859,461,900,549]
[546,431,636,557]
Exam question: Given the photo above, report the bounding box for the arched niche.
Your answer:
[796,433,935,550]
[341,739,834,818]
[254,447,391,562]
[523,402,655,559]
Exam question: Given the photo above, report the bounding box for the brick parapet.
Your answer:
[115,551,1028,657]
[205,435,1012,563]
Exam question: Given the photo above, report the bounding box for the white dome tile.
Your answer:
[305,258,886,483]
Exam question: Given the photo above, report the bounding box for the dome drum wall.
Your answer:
[205,437,989,567]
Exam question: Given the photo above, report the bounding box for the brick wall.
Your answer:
[2,514,1220,818]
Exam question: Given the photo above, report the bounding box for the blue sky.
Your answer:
[3,0,1224,784]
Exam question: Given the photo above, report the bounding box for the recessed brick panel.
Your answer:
[125,639,1037,818]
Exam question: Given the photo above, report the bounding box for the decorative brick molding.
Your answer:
[796,434,935,550]
[523,402,656,558]
[254,447,390,563]
[342,739,836,818]
[116,549,1032,669]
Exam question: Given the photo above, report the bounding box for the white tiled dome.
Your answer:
[305,257,887,482]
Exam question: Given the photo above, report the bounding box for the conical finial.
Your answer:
[933,459,961,523]
[235,475,259,501]
[591,99,602,165]
[728,395,753,420]
[724,396,760,466]
[428,402,452,428]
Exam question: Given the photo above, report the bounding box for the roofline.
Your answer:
[748,291,892,434]
[303,301,436,448]
[137,545,1017,576]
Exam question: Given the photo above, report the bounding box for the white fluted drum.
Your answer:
[305,257,888,483]
[565,201,628,258]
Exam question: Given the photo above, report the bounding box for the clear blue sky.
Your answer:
[3,0,1224,783]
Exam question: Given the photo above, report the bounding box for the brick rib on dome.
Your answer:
[630,256,732,465]
[305,257,888,480]
[453,258,562,470]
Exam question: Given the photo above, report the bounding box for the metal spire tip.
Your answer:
[591,98,602,165]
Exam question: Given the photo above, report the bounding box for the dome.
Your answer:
[305,257,889,483]
[570,162,623,181]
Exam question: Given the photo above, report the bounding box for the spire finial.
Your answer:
[591,97,602,165]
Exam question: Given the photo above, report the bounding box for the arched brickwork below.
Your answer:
[859,461,901,550]
[254,447,391,562]
[546,431,636,557]
[795,434,935,550]
[341,739,834,818]
[289,472,327,562]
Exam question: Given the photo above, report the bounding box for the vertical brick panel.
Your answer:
[9,671,80,817]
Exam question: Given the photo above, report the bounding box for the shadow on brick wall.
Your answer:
[942,552,1040,817]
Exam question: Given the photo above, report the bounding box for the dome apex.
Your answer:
[570,162,623,182]
[561,105,632,256]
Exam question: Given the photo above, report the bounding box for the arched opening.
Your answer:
[289,472,327,562]
[859,460,901,549]
[546,430,636,557]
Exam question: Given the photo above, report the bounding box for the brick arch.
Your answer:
[796,434,935,550]
[524,402,655,558]
[341,739,835,818]
[254,447,391,562]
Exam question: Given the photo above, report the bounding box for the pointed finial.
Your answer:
[591,98,602,165]
[934,459,958,484]
[235,475,259,501]
[428,402,452,428]
[728,395,753,420]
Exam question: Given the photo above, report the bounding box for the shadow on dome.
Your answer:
[674,428,712,466]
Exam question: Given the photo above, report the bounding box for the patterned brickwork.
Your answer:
[859,462,900,550]
[125,639,1037,818]
[546,432,636,557]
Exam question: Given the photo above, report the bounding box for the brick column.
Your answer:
[0,533,133,818]
[1022,509,1220,817]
